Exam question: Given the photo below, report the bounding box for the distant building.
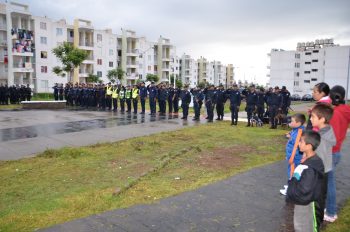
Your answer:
[268,39,350,98]
[179,54,197,87]
[226,64,235,87]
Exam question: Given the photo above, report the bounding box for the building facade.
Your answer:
[179,54,198,87]
[268,39,350,98]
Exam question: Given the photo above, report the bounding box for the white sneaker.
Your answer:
[324,214,338,222]
[284,185,288,189]
[280,188,287,195]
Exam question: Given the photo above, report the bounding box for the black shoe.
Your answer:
[207,120,213,123]
[215,118,220,120]
[246,124,251,127]
[205,117,209,119]
[140,112,145,114]
[269,126,274,129]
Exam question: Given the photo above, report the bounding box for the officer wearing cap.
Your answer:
[280,86,291,115]
[267,86,282,129]
[180,84,191,120]
[244,84,258,127]
[132,84,139,113]
[205,85,216,122]
[148,81,158,115]
[118,85,126,112]
[256,87,266,122]
[215,84,226,120]
[226,83,241,125]
[191,86,204,121]
[158,84,168,116]
[125,85,132,112]
[112,84,119,111]
[139,81,147,114]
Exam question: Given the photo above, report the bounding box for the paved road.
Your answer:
[40,135,350,232]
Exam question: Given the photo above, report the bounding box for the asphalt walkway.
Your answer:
[40,135,350,232]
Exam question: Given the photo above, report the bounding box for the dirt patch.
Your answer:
[195,145,254,170]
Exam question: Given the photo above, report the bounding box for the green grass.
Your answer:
[0,104,22,110]
[323,198,350,232]
[0,122,285,231]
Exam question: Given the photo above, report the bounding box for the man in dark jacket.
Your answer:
[139,82,147,114]
[191,86,204,121]
[226,84,241,125]
[287,130,325,232]
[148,82,158,115]
[267,86,282,129]
[180,85,191,120]
[205,85,216,122]
[215,85,226,120]
[244,85,258,127]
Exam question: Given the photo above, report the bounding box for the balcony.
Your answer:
[79,41,94,50]
[0,41,7,47]
[126,62,138,69]
[12,52,33,57]
[13,62,34,73]
[126,49,138,56]
[126,73,138,80]
[0,24,6,31]
[162,56,171,61]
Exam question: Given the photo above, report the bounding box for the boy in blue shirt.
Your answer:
[280,113,306,195]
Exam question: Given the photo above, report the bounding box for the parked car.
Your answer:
[291,94,301,101]
[302,94,313,101]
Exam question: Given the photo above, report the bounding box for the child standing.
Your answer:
[280,113,306,195]
[287,131,325,232]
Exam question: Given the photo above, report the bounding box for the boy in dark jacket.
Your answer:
[287,130,325,232]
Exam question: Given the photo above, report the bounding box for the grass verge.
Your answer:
[0,122,285,231]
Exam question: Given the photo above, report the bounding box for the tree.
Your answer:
[52,42,88,82]
[175,79,183,89]
[198,81,208,89]
[146,74,159,83]
[86,74,100,83]
[107,68,124,84]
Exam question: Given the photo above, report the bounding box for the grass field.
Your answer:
[0,122,286,231]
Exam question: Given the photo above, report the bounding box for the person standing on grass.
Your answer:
[139,82,147,114]
[324,85,350,222]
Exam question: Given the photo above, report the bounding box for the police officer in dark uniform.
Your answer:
[58,84,64,101]
[158,84,168,115]
[139,82,147,114]
[191,86,204,121]
[226,84,241,125]
[256,87,266,122]
[267,86,282,129]
[280,86,291,116]
[205,85,216,122]
[173,87,180,114]
[180,85,191,120]
[148,82,158,115]
[119,85,126,112]
[167,86,174,114]
[215,84,226,120]
[125,85,132,112]
[244,85,258,127]
[99,84,106,110]
[53,83,59,101]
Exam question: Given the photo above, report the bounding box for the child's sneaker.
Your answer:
[324,214,338,222]
[284,185,288,189]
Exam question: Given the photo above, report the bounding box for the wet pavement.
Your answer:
[40,135,350,232]
[0,110,205,160]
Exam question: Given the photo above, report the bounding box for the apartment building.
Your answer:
[0,2,35,87]
[226,64,235,87]
[154,36,173,83]
[268,39,350,98]
[179,54,198,87]
[197,56,208,84]
[212,60,226,86]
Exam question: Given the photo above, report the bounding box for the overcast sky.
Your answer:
[18,0,350,84]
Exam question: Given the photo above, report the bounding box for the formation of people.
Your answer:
[0,84,32,105]
[53,82,293,128]
[281,82,350,232]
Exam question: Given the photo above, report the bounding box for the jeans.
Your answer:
[326,152,342,216]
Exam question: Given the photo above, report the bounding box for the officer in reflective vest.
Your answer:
[112,85,119,112]
[125,85,132,112]
[106,83,113,110]
[119,86,126,112]
[132,84,139,114]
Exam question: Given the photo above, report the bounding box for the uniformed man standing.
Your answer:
[106,83,113,110]
[139,82,147,114]
[280,86,291,116]
[119,85,126,112]
[256,87,266,122]
[53,83,59,101]
[58,84,64,101]
[148,82,158,115]
[244,85,258,127]
[173,87,180,115]
[167,86,174,114]
[112,84,118,111]
[180,85,191,120]
[226,84,241,125]
[158,84,167,116]
[125,85,132,112]
[215,84,226,120]
[267,86,282,129]
[205,85,216,122]
[132,84,139,113]
[191,86,204,121]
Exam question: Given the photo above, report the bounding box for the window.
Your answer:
[41,51,47,59]
[312,59,318,62]
[97,71,102,77]
[304,80,310,83]
[294,81,299,86]
[295,63,300,68]
[305,62,311,65]
[304,71,311,74]
[69,31,74,37]
[295,53,300,59]
[109,49,113,56]
[148,65,152,71]
[313,50,319,53]
[312,69,318,72]
[109,61,113,67]
[40,37,47,44]
[56,28,63,36]
[41,66,48,73]
[97,34,102,42]
[97,59,102,65]
[305,52,311,55]
[295,72,300,77]
[40,22,47,30]
[311,78,318,81]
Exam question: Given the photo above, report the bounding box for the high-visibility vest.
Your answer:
[132,88,139,99]
[106,86,112,95]
[112,89,118,99]
[119,90,125,99]
[125,90,132,99]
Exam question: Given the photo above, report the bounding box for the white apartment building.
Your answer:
[138,36,155,81]
[0,2,35,87]
[180,54,198,87]
[154,36,173,83]
[212,60,226,86]
[269,39,350,98]
[226,64,235,87]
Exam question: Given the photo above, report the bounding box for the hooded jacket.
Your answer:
[316,126,336,173]
[330,104,350,153]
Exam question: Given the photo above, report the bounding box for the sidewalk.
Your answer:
[41,136,350,232]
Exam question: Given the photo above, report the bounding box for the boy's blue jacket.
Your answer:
[286,125,304,163]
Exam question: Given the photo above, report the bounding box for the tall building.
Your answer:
[154,36,173,83]
[0,2,35,87]
[179,53,198,87]
[212,60,226,86]
[226,64,235,87]
[268,39,350,98]
[197,56,208,84]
